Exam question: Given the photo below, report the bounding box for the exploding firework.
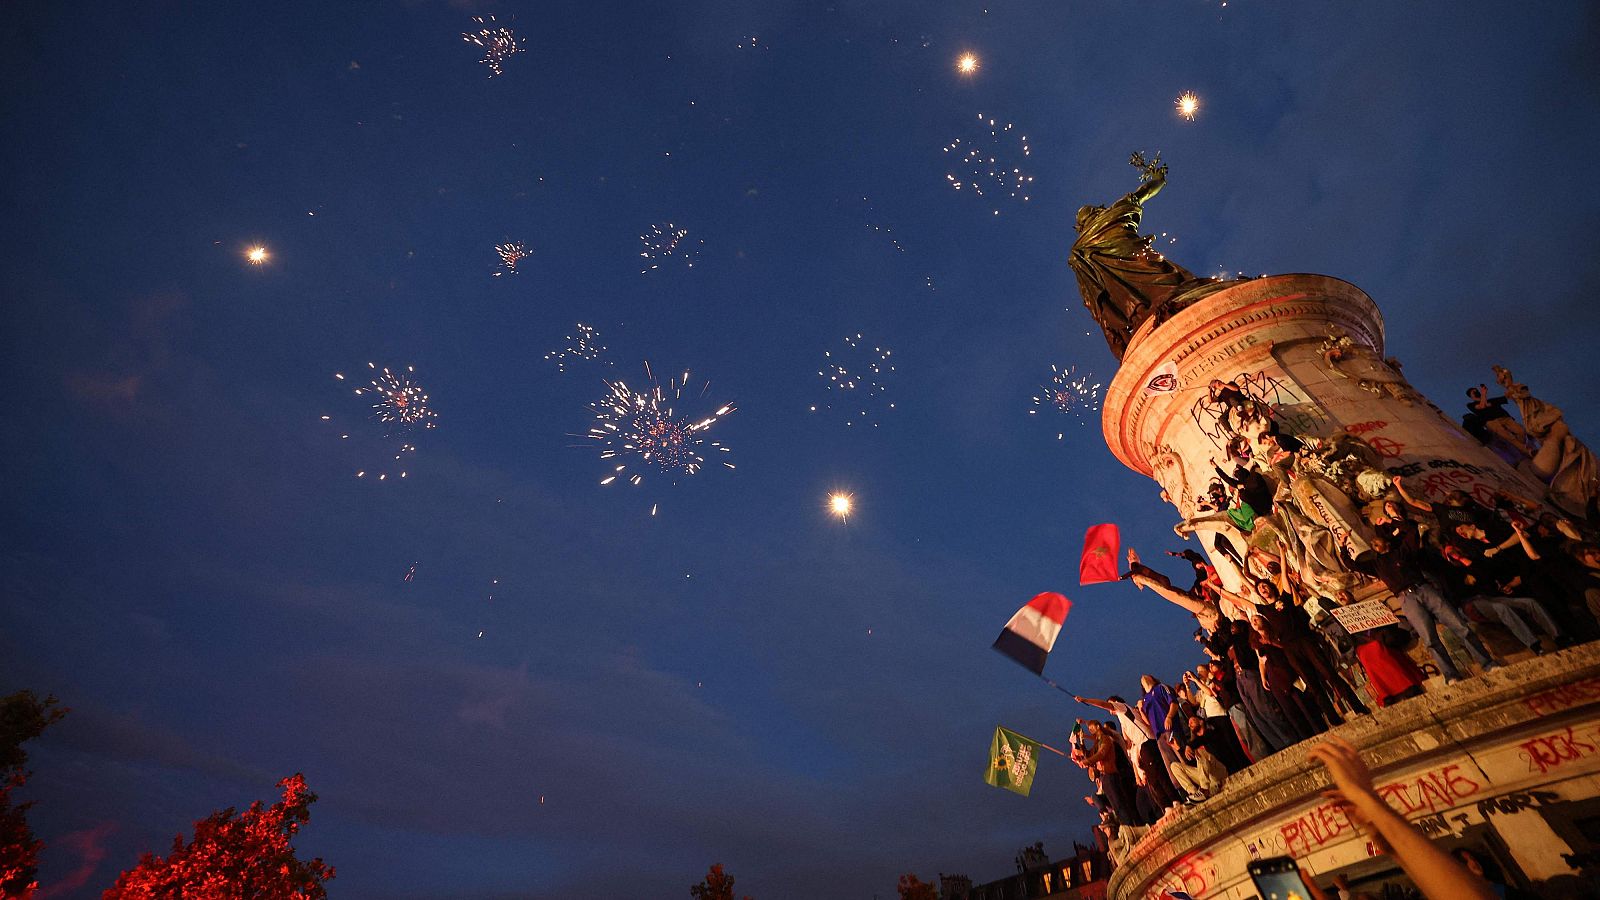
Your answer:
[1029,364,1102,435]
[828,492,854,521]
[321,363,438,481]
[1176,91,1200,121]
[246,246,268,265]
[544,322,611,372]
[956,52,979,75]
[943,113,1033,215]
[463,16,524,77]
[494,241,531,276]
[354,363,438,430]
[812,334,896,427]
[585,363,735,486]
[639,223,702,274]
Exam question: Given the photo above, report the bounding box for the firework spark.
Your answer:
[862,197,905,253]
[829,492,854,521]
[494,241,531,276]
[544,322,611,372]
[812,334,896,427]
[463,16,524,77]
[322,363,437,481]
[585,363,735,486]
[956,52,979,75]
[943,113,1033,215]
[1176,91,1200,121]
[639,223,702,274]
[404,562,418,582]
[1029,364,1102,436]
[246,246,268,265]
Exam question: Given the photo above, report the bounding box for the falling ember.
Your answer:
[814,333,896,427]
[956,52,979,75]
[1176,91,1200,121]
[246,246,268,265]
[463,15,524,77]
[639,222,702,274]
[582,364,735,486]
[493,241,531,276]
[829,492,854,521]
[943,113,1034,215]
[544,322,610,372]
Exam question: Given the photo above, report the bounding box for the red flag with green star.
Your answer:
[1079,523,1120,585]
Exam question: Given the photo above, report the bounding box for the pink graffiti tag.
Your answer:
[1524,677,1600,716]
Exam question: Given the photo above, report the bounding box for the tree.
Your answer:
[104,774,334,899]
[0,690,67,898]
[690,863,752,900]
[897,872,938,900]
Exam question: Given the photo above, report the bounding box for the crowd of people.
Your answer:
[1067,369,1600,872]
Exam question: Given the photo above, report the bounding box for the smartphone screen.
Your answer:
[1249,869,1311,900]
[1248,856,1308,900]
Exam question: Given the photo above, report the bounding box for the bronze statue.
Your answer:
[1069,153,1220,358]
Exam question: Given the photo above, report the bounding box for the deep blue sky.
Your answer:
[4,2,1599,897]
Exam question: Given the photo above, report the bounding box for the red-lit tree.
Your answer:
[0,690,67,898]
[690,863,752,900]
[103,774,333,899]
[897,872,938,900]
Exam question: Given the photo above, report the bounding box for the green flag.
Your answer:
[984,726,1042,796]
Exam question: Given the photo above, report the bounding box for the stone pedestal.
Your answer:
[1101,273,1545,593]
[1105,646,1600,899]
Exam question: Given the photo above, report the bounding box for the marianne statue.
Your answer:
[1070,153,1224,358]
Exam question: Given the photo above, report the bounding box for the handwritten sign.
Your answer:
[1331,600,1400,633]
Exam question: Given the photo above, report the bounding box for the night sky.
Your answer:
[4,2,1600,897]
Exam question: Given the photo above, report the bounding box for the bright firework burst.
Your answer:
[943,113,1033,215]
[1029,364,1102,436]
[828,492,854,521]
[463,16,524,77]
[322,363,437,481]
[956,52,979,75]
[494,241,531,276]
[639,222,702,274]
[544,322,611,372]
[812,334,896,427]
[585,362,735,486]
[246,245,268,265]
[1176,91,1200,121]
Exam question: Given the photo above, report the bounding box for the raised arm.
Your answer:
[1310,736,1497,900]
[1391,475,1433,512]
[1074,695,1116,713]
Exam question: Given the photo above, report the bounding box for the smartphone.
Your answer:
[1247,856,1309,900]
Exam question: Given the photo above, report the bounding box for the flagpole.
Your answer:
[1035,741,1068,758]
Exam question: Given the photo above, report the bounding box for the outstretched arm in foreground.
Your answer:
[1308,736,1496,900]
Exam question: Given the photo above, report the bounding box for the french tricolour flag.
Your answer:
[991,592,1072,675]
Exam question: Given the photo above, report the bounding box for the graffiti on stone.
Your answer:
[1516,725,1600,774]
[1189,370,1317,449]
[1523,677,1600,717]
[1477,789,1562,817]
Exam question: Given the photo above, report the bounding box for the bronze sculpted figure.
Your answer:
[1069,153,1220,358]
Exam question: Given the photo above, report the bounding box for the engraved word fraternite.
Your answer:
[1069,153,1220,358]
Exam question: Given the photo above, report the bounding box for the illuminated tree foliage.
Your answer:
[104,774,333,899]
[690,863,751,900]
[897,873,938,900]
[0,690,67,898]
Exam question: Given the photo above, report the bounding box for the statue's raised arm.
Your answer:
[1068,153,1219,359]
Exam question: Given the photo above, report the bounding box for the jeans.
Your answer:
[1398,583,1493,680]
[1464,595,1559,650]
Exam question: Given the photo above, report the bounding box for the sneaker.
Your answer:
[1483,662,1506,674]
[1443,674,1463,685]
